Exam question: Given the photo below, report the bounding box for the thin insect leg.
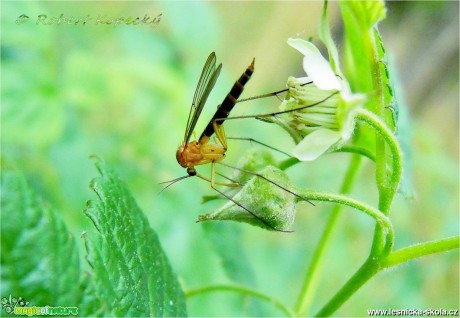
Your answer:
[201,170,239,204]
[216,91,340,123]
[196,172,239,187]
[203,171,239,203]
[227,137,292,157]
[210,161,216,187]
[216,171,240,184]
[218,162,315,206]
[207,183,293,233]
[237,80,314,103]
[212,118,228,149]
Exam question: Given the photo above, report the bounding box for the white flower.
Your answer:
[279,38,365,161]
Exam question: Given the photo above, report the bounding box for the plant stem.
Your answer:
[185,284,295,317]
[355,109,402,205]
[314,237,460,316]
[278,157,300,171]
[314,258,380,317]
[295,155,362,316]
[355,108,402,256]
[362,26,394,257]
[334,145,376,162]
[383,236,460,268]
[295,189,394,255]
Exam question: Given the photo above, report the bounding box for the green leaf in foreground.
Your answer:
[1,164,81,307]
[84,158,187,317]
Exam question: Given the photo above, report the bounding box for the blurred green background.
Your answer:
[1,1,458,316]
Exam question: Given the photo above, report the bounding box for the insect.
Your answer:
[175,52,253,186]
[166,52,337,231]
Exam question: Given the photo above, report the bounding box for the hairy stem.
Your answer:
[383,236,460,268]
[295,155,362,316]
[314,237,460,316]
[314,258,379,317]
[333,145,376,162]
[295,189,394,255]
[185,284,295,317]
[355,108,402,257]
[278,157,300,171]
[355,108,402,203]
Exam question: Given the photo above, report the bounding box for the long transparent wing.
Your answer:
[183,52,222,144]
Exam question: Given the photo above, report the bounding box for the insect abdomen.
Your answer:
[199,58,255,141]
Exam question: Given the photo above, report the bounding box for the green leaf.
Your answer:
[78,273,106,317]
[84,158,187,317]
[1,163,81,307]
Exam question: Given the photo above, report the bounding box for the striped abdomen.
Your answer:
[199,58,255,143]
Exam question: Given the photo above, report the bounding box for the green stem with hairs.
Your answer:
[334,145,375,162]
[355,109,402,197]
[355,108,402,257]
[383,236,460,268]
[295,155,362,316]
[295,189,394,255]
[314,257,379,317]
[185,284,295,317]
[314,236,460,317]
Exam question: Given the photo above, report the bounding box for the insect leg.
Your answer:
[227,136,292,157]
[195,165,239,187]
[208,182,293,233]
[217,91,340,123]
[212,118,228,150]
[236,80,314,104]
[217,161,315,206]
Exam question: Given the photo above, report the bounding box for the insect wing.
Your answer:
[183,52,222,144]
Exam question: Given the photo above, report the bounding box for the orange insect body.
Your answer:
[176,141,226,171]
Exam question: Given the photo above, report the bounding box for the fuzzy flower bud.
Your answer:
[197,149,296,232]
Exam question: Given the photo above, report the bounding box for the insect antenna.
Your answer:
[203,184,294,233]
[218,161,315,206]
[158,175,192,194]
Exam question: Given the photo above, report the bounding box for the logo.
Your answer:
[1,294,78,316]
[1,295,30,314]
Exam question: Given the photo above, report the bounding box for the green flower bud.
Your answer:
[198,149,296,232]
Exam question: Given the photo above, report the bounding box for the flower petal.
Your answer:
[288,38,341,91]
[292,128,341,161]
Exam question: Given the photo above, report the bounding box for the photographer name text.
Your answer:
[16,13,162,27]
